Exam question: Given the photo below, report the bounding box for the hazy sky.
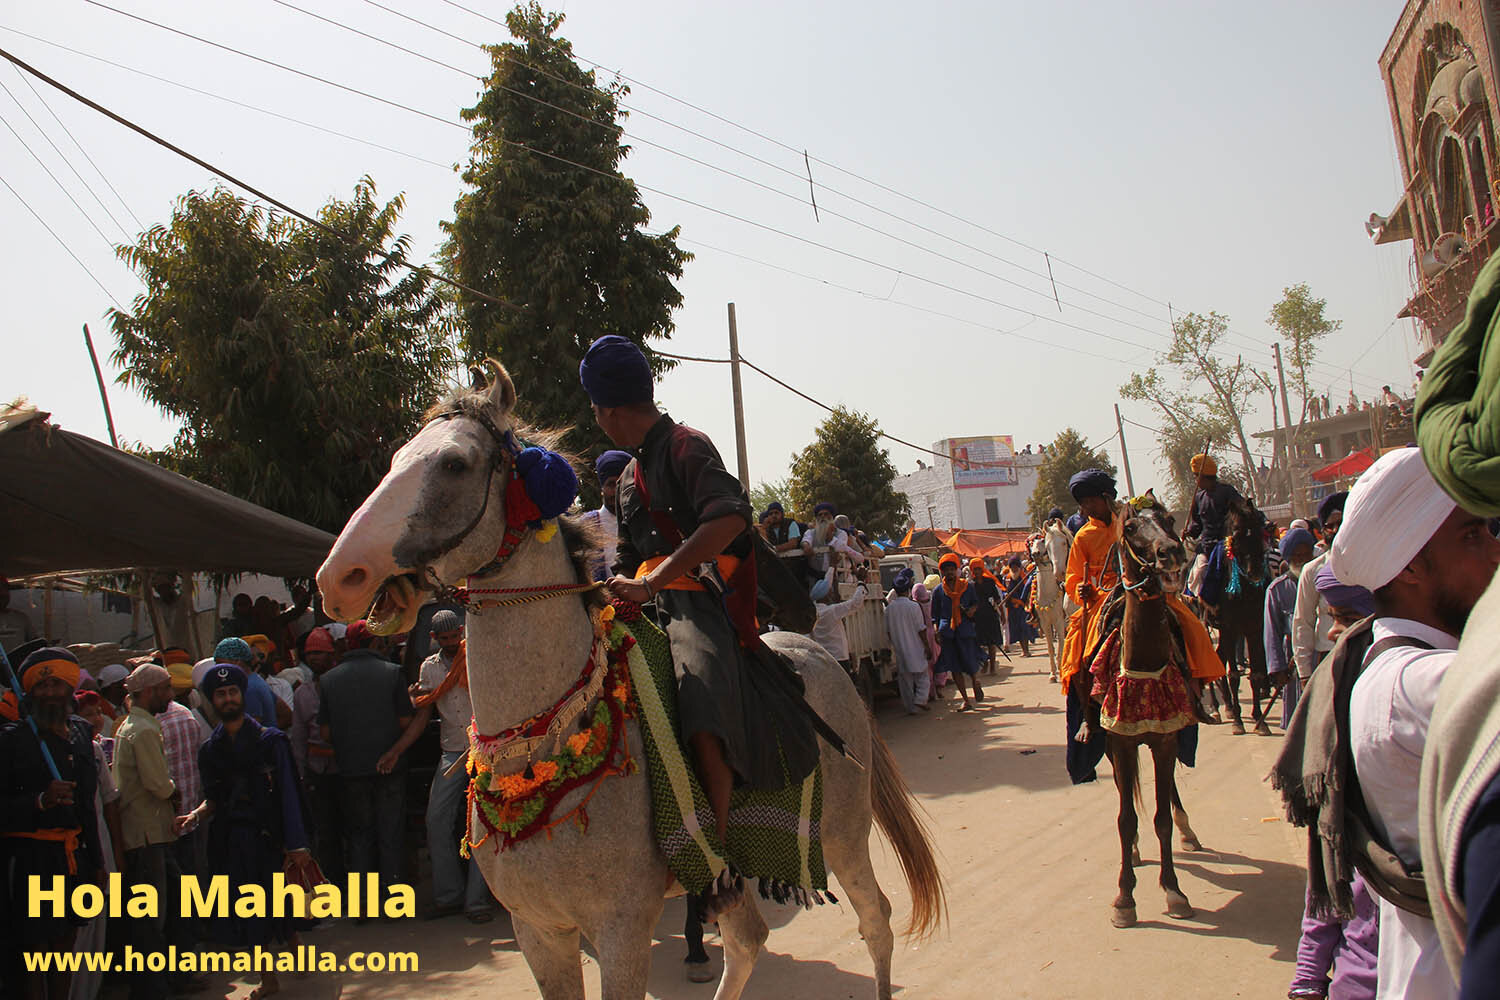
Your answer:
[1,0,1418,497]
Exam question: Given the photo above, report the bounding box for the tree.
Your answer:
[110,179,452,534]
[1026,428,1117,526]
[749,476,793,516]
[1268,283,1341,425]
[1119,310,1272,501]
[442,2,690,467]
[787,407,910,538]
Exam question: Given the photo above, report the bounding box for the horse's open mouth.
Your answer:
[366,573,422,635]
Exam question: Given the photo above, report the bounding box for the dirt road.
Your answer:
[222,651,1307,999]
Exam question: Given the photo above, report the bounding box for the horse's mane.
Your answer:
[425,382,606,608]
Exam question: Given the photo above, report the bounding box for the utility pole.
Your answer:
[1273,342,1297,516]
[727,302,750,488]
[1114,403,1136,497]
[82,324,118,448]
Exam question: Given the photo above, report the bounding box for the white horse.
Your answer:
[316,362,943,1000]
[1029,519,1074,683]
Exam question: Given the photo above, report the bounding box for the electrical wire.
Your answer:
[0,102,118,255]
[0,170,122,304]
[0,44,516,312]
[0,25,455,170]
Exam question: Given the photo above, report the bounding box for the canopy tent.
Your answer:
[897,526,947,550]
[1311,446,1376,484]
[940,528,1035,560]
[0,408,336,578]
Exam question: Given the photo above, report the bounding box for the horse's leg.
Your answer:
[1042,615,1058,681]
[1172,782,1203,852]
[1217,626,1245,734]
[1108,737,1139,928]
[684,893,714,982]
[824,830,895,1000]
[1154,737,1193,919]
[512,917,585,1000]
[710,893,772,1000]
[1245,609,1272,736]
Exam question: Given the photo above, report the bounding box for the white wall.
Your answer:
[894,442,1044,531]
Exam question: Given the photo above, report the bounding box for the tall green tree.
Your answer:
[1268,282,1341,425]
[1026,428,1117,526]
[1120,310,1272,500]
[442,2,690,464]
[749,476,794,516]
[110,180,452,533]
[788,407,910,538]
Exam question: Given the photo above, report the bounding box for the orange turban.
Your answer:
[18,648,82,693]
[938,552,962,571]
[1190,454,1217,477]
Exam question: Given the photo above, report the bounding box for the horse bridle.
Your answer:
[410,407,520,593]
[1114,508,1179,597]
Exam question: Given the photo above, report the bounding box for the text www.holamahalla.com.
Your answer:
[24,945,417,975]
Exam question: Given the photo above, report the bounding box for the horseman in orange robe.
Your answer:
[1058,469,1120,783]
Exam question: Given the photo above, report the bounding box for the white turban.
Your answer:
[1332,447,1456,591]
[191,656,216,689]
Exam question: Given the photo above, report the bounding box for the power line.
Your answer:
[0,170,122,305]
[0,25,454,170]
[9,61,141,231]
[0,102,118,255]
[0,44,517,312]
[63,4,1396,392]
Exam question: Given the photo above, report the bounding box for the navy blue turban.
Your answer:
[595,449,632,481]
[813,501,836,516]
[1317,490,1349,525]
[1046,507,1065,523]
[1065,512,1087,534]
[579,335,654,408]
[1278,527,1316,560]
[201,662,248,698]
[892,568,914,594]
[1068,468,1116,502]
[760,501,783,523]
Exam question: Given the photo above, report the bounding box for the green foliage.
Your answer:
[1267,283,1341,424]
[109,179,453,534]
[787,407,910,538]
[749,477,793,516]
[1026,428,1116,526]
[1153,414,1248,510]
[442,2,690,476]
[1120,310,1272,499]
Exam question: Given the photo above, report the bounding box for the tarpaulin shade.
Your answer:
[1311,447,1375,484]
[940,529,1034,559]
[0,416,336,578]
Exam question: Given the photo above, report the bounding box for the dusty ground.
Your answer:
[218,650,1308,999]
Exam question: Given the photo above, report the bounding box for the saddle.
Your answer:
[1084,586,1216,726]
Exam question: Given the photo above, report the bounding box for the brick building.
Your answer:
[1373,1,1500,365]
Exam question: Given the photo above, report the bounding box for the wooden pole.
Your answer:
[1273,343,1298,516]
[1114,404,1136,497]
[727,302,750,488]
[82,324,118,449]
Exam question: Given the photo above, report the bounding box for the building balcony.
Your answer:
[1400,219,1500,363]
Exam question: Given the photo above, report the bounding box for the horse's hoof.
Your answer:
[1131,848,1142,867]
[1181,837,1203,853]
[1165,893,1194,920]
[1110,905,1137,928]
[1254,720,1273,737]
[1230,719,1246,736]
[685,960,716,984]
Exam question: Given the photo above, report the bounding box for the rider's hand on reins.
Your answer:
[606,575,651,604]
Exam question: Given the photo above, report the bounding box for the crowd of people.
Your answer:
[0,591,494,999]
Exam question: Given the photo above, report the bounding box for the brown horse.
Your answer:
[1092,498,1197,928]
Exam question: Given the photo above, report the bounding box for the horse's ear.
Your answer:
[481,358,517,414]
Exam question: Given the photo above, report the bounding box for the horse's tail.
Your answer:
[869,726,946,940]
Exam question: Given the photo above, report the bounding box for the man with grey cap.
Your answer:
[1336,448,1500,999]
[113,663,191,997]
[378,610,492,922]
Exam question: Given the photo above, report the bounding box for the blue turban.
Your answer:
[201,662,248,698]
[759,501,784,523]
[578,335,654,408]
[1065,512,1086,534]
[1278,527,1316,560]
[515,447,578,520]
[810,577,832,601]
[892,568,914,594]
[1068,468,1116,502]
[213,637,254,664]
[594,449,632,481]
[1317,490,1349,525]
[1046,507,1065,522]
[813,501,836,516]
[1316,562,1375,617]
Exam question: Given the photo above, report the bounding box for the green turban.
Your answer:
[1416,247,1500,516]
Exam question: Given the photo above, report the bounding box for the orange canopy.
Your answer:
[941,529,1033,560]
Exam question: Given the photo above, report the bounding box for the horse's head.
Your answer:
[1028,532,1050,570]
[1225,495,1267,583]
[317,360,526,632]
[1119,490,1188,595]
